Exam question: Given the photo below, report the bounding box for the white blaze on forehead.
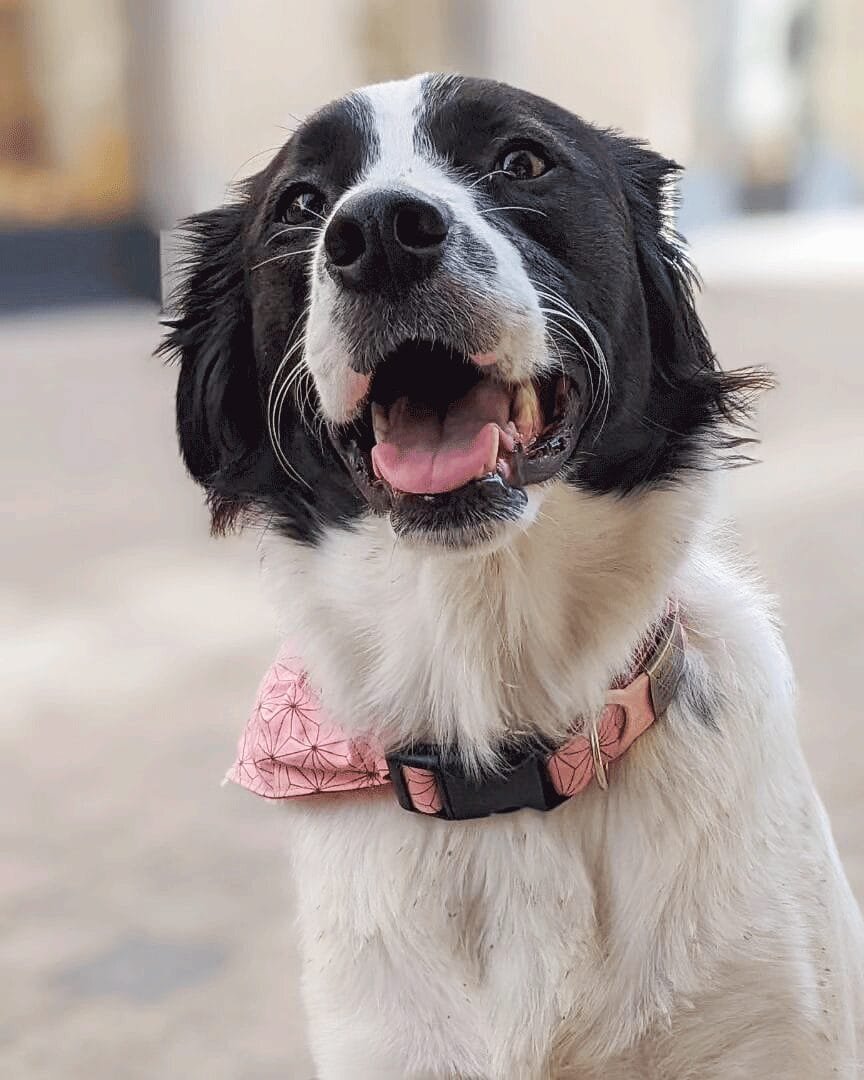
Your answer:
[347,74,544,330]
[336,75,473,213]
[358,74,429,183]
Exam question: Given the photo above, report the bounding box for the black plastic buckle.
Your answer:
[386,743,567,821]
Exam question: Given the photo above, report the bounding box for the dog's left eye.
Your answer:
[497,147,550,180]
[275,185,327,224]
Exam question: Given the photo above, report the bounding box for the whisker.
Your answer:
[531,279,611,439]
[477,205,548,218]
[275,365,307,449]
[545,322,598,415]
[267,317,307,406]
[467,169,510,190]
[230,145,284,183]
[302,372,328,454]
[544,329,569,383]
[251,247,319,271]
[266,311,313,488]
[266,225,323,247]
[269,373,308,482]
[546,320,600,408]
[265,298,330,474]
[544,314,610,437]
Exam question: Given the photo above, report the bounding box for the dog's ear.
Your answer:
[159,201,263,531]
[612,139,773,468]
[614,144,702,373]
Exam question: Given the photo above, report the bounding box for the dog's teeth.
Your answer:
[371,403,389,442]
[512,383,542,440]
[484,425,500,475]
[498,421,519,452]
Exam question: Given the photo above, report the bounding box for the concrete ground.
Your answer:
[1,275,862,1078]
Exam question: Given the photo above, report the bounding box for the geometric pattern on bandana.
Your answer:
[226,649,390,800]
[226,601,682,810]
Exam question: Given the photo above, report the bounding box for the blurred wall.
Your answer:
[128,0,368,227]
[0,0,134,223]
[27,0,129,173]
[812,0,864,181]
[129,0,701,227]
[486,0,697,164]
[123,0,863,233]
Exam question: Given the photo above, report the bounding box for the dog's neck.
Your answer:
[262,481,710,762]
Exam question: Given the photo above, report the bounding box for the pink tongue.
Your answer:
[371,381,510,495]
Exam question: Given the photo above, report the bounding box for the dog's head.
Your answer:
[163,74,766,550]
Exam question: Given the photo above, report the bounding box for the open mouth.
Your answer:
[333,340,587,535]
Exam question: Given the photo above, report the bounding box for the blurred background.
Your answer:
[1,1,862,1077]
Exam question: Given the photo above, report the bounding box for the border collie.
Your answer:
[162,74,864,1079]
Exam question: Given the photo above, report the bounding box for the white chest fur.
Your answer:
[260,484,864,1078]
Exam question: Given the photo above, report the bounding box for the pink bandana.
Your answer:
[226,605,684,815]
[227,652,390,799]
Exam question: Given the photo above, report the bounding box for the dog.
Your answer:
[162,74,864,1079]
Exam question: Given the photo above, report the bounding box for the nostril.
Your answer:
[325,216,366,268]
[393,202,450,253]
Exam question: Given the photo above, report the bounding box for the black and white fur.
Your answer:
[162,74,864,1078]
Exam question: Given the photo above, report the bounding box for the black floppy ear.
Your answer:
[614,139,773,468]
[615,143,711,384]
[159,201,263,529]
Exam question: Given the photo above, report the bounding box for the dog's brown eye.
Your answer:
[276,185,327,224]
[498,147,550,180]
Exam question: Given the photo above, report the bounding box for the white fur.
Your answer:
[258,477,864,1079]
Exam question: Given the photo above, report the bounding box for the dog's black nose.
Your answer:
[324,191,451,291]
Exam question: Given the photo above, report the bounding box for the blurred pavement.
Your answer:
[1,268,863,1077]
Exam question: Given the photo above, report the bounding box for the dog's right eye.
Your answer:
[274,184,327,225]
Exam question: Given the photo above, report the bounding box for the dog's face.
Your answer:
[164,74,760,549]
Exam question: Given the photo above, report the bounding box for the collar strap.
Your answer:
[227,605,685,821]
[386,604,685,819]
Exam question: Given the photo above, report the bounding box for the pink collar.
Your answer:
[226,605,685,820]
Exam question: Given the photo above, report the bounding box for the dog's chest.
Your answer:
[263,499,672,754]
[288,791,643,1071]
